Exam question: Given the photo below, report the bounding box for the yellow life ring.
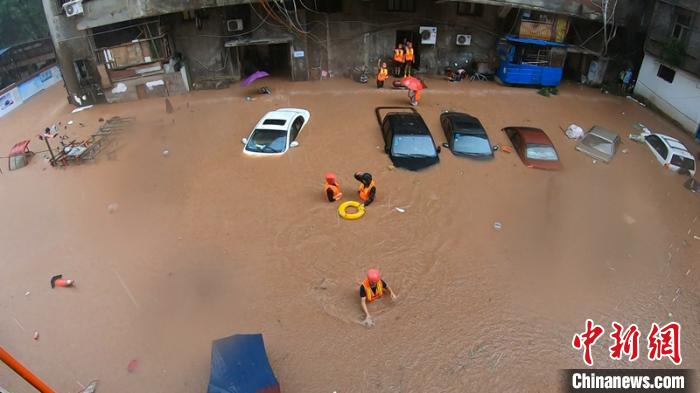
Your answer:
[338,201,365,220]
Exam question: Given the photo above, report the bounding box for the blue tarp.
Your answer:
[207,334,280,393]
[504,35,567,48]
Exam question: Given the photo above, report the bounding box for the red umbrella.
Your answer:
[401,76,426,91]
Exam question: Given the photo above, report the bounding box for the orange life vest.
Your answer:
[358,180,376,201]
[377,67,388,81]
[405,47,414,62]
[393,48,405,63]
[362,278,384,302]
[324,182,343,201]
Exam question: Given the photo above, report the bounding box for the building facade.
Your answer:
[42,0,645,104]
[634,0,700,135]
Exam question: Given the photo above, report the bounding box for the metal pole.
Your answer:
[43,137,56,164]
[0,346,56,393]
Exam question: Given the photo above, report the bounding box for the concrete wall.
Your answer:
[306,0,502,77]
[645,0,700,77]
[634,52,700,134]
[42,0,103,105]
[167,9,234,84]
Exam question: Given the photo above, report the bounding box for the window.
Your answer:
[290,117,304,141]
[671,9,692,42]
[387,0,415,12]
[526,144,558,161]
[263,119,287,126]
[657,64,676,83]
[645,135,669,160]
[670,155,695,171]
[457,3,484,17]
[391,135,436,157]
[74,60,89,81]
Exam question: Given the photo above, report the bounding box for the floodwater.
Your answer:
[0,78,698,392]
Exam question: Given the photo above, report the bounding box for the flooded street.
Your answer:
[0,78,698,392]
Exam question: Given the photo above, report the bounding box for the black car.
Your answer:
[375,107,440,171]
[440,112,494,159]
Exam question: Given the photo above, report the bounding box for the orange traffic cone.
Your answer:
[50,274,74,288]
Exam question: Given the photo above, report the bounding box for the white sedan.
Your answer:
[644,132,696,176]
[241,108,310,156]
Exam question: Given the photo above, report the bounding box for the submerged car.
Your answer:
[502,126,562,170]
[644,132,696,176]
[575,126,621,163]
[241,108,310,156]
[375,106,440,171]
[440,112,494,159]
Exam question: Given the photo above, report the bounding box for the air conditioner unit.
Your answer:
[63,0,84,17]
[419,26,437,45]
[456,34,472,46]
[226,19,244,32]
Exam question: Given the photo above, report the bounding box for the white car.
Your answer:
[241,108,310,156]
[644,133,696,176]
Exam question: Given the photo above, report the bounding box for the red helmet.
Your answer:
[325,172,337,183]
[367,269,380,283]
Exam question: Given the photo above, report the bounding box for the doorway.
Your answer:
[396,30,421,69]
[238,43,291,78]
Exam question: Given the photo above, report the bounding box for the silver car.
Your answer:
[575,126,621,163]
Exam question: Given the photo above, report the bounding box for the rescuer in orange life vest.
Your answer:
[324,172,343,202]
[404,41,414,76]
[393,43,405,77]
[376,62,389,89]
[354,172,376,206]
[360,268,398,327]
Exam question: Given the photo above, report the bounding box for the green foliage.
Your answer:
[662,39,685,68]
[0,0,49,48]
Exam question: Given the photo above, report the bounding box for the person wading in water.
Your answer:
[360,268,398,327]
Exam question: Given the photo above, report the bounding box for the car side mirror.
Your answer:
[290,141,300,148]
[241,138,248,145]
[492,145,499,151]
[442,142,449,149]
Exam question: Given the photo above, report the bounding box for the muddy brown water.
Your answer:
[0,79,698,392]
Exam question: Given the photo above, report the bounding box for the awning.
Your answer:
[504,35,567,48]
[224,37,292,48]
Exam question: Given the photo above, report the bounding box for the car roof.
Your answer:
[442,112,485,133]
[386,113,431,135]
[587,126,619,142]
[257,109,299,130]
[508,127,553,145]
[654,133,694,159]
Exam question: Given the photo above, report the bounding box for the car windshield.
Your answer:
[582,134,614,155]
[392,135,436,157]
[526,144,558,161]
[453,133,491,155]
[670,154,695,171]
[245,129,287,153]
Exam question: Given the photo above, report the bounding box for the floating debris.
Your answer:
[71,105,93,114]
